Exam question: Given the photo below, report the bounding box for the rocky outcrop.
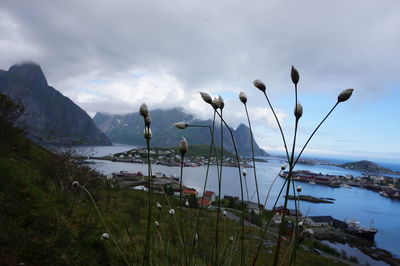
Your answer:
[0,62,111,145]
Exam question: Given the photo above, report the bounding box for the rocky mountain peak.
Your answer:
[7,62,48,88]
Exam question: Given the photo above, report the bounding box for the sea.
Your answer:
[74,144,400,262]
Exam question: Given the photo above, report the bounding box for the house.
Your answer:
[243,201,264,214]
[203,191,216,203]
[306,216,335,227]
[198,198,212,207]
[273,206,302,217]
[182,188,198,196]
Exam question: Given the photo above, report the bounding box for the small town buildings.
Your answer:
[182,188,198,196]
[203,191,216,203]
[306,216,335,227]
[198,198,212,207]
[274,206,302,217]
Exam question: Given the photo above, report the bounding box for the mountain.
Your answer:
[0,62,111,145]
[340,160,397,174]
[93,109,269,156]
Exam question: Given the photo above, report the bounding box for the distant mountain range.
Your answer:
[93,109,269,156]
[0,62,111,145]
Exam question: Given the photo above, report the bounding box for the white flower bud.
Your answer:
[212,97,220,110]
[223,210,227,216]
[179,137,188,155]
[294,103,303,119]
[144,127,152,139]
[281,163,288,171]
[337,88,354,103]
[156,202,162,210]
[218,95,224,110]
[139,103,149,117]
[155,221,160,227]
[145,116,151,127]
[291,65,300,85]
[174,122,188,129]
[242,169,247,177]
[199,92,213,104]
[229,236,234,242]
[194,232,199,241]
[239,91,247,104]
[185,199,189,207]
[72,181,79,188]
[101,233,109,240]
[253,79,266,92]
[296,186,302,193]
[169,208,175,216]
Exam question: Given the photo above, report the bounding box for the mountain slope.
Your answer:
[0,62,111,145]
[93,109,269,156]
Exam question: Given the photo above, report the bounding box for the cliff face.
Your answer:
[93,109,269,156]
[0,62,111,145]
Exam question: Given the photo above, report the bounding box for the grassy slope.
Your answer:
[0,140,348,265]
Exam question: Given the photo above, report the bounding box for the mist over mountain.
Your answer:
[0,62,111,145]
[94,109,269,156]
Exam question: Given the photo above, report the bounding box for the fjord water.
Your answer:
[78,145,400,257]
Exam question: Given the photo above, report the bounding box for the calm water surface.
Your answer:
[78,145,400,257]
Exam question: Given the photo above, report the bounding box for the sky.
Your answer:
[0,0,399,162]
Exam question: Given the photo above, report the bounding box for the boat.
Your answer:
[308,181,316,185]
[342,184,352,188]
[344,218,377,241]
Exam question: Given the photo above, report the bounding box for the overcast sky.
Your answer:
[1,0,399,162]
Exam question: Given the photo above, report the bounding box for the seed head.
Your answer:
[242,168,247,177]
[144,127,152,139]
[174,122,188,129]
[185,199,189,207]
[298,221,304,227]
[139,103,149,118]
[156,202,162,210]
[239,91,247,104]
[337,88,354,103]
[194,232,199,241]
[229,236,234,242]
[145,116,151,127]
[294,103,303,119]
[212,97,220,110]
[296,186,302,193]
[199,92,213,105]
[223,210,227,216]
[169,208,175,216]
[218,95,225,110]
[72,181,79,188]
[291,65,300,85]
[155,221,160,227]
[281,163,288,171]
[101,233,110,240]
[253,79,266,92]
[179,137,188,155]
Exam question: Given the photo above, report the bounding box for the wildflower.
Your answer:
[212,97,220,110]
[218,95,225,110]
[199,92,213,105]
[223,210,227,216]
[281,163,288,171]
[298,221,304,227]
[291,65,300,85]
[337,88,354,103]
[144,127,152,139]
[296,186,302,193]
[194,233,199,241]
[239,91,247,104]
[145,116,151,127]
[174,122,188,129]
[155,221,160,228]
[180,137,188,155]
[253,79,266,92]
[185,199,189,207]
[294,103,303,119]
[139,103,149,117]
[169,208,175,216]
[229,236,234,242]
[72,181,79,188]
[101,232,110,240]
[156,202,162,210]
[242,168,247,177]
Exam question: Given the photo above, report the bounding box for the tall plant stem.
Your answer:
[179,153,188,265]
[251,178,288,265]
[293,102,339,167]
[215,110,245,266]
[273,117,299,266]
[263,172,282,210]
[79,185,130,266]
[263,91,290,162]
[143,137,152,266]
[244,104,261,214]
[215,109,223,262]
[288,181,300,266]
